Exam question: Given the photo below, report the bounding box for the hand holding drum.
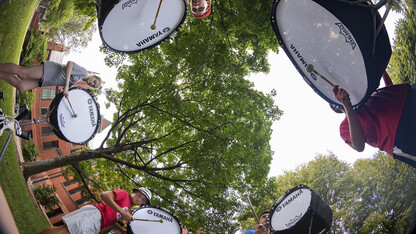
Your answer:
[306,64,335,87]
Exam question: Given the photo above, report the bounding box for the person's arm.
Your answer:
[254,224,269,234]
[382,71,393,86]
[100,191,134,222]
[64,61,74,98]
[333,85,365,152]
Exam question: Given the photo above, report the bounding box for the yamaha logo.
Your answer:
[122,0,138,9]
[147,210,153,215]
[88,99,92,104]
[335,22,356,50]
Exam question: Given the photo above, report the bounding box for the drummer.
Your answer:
[0,61,101,97]
[188,0,211,18]
[39,188,152,234]
[244,210,270,234]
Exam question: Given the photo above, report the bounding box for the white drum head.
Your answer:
[128,206,182,234]
[270,188,312,231]
[55,88,100,144]
[272,0,367,107]
[100,0,187,53]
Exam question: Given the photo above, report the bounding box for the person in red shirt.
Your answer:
[39,188,151,234]
[333,71,416,168]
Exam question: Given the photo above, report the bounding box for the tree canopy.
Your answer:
[24,0,282,231]
[238,153,416,233]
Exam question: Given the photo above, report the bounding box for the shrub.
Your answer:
[17,91,35,111]
[20,28,48,67]
[22,141,40,162]
[33,184,61,211]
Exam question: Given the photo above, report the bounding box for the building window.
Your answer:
[42,140,58,151]
[64,180,77,187]
[47,208,63,219]
[41,126,54,137]
[41,89,56,100]
[40,107,49,117]
[76,198,92,206]
[69,188,82,195]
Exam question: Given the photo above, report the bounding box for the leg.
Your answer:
[0,72,39,92]
[39,225,70,234]
[0,63,43,80]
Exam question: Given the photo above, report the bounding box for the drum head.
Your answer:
[127,205,183,234]
[270,0,391,110]
[98,0,188,54]
[49,87,101,145]
[268,184,332,233]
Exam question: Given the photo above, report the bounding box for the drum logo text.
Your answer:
[122,0,138,9]
[146,210,173,222]
[286,214,302,228]
[276,189,303,212]
[88,99,96,127]
[335,22,356,50]
[59,113,66,127]
[290,44,307,68]
[136,28,170,48]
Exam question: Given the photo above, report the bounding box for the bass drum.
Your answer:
[97,0,188,54]
[268,184,333,233]
[127,205,183,234]
[270,0,391,110]
[49,87,101,145]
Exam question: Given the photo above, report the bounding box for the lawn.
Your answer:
[0,1,50,233]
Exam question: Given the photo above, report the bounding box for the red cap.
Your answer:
[192,7,211,18]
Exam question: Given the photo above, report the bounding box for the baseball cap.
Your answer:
[133,187,152,205]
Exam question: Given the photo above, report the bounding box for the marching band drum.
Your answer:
[270,0,392,110]
[267,185,333,233]
[127,205,183,234]
[49,87,101,145]
[96,0,188,54]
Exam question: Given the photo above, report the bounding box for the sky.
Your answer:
[63,6,403,178]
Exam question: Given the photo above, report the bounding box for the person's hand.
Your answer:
[333,85,351,107]
[63,87,69,99]
[121,211,134,222]
[255,224,268,234]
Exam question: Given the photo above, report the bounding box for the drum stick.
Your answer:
[305,64,335,87]
[244,193,259,224]
[151,0,164,30]
[65,97,78,118]
[134,218,163,223]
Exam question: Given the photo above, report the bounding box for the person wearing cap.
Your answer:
[188,0,211,18]
[244,210,270,234]
[39,187,152,234]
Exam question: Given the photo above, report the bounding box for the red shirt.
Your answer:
[94,190,132,230]
[340,83,409,156]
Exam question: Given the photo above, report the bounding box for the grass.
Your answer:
[0,1,50,233]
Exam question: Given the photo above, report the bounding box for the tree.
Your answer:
[23,0,283,231]
[387,1,416,84]
[341,152,416,233]
[238,153,352,233]
[44,0,75,29]
[237,152,416,233]
[47,15,96,53]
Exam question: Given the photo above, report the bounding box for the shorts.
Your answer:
[62,205,102,234]
[394,83,416,168]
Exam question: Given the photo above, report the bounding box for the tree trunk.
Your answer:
[22,150,100,179]
[21,140,153,179]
